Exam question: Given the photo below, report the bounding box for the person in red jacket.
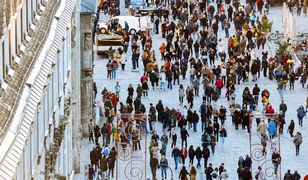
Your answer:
[265,104,275,114]
[140,73,148,84]
[215,78,223,95]
[159,43,166,60]
[111,93,118,113]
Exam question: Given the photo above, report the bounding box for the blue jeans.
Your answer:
[160,82,165,90]
[273,163,279,174]
[162,119,167,129]
[151,121,156,132]
[182,157,186,165]
[161,167,167,178]
[132,60,136,69]
[174,156,179,169]
[112,70,116,78]
[190,75,194,82]
[221,136,225,146]
[197,158,201,168]
[193,122,197,132]
[278,89,284,99]
[201,121,207,131]
[167,80,172,89]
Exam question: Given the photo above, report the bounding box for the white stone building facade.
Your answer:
[0,0,89,179]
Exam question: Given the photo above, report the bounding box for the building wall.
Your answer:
[0,0,88,179]
[13,24,73,179]
[0,0,44,84]
[11,4,77,179]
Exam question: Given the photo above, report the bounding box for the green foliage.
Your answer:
[261,18,273,33]
[277,41,289,55]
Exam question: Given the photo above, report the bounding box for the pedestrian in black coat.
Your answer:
[288,120,295,138]
[188,145,195,165]
[90,147,99,172]
[205,163,214,180]
[88,164,95,180]
[108,147,117,178]
[180,127,189,147]
[240,167,252,180]
[100,156,108,177]
[291,170,301,180]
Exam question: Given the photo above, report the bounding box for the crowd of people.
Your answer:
[85,0,308,179]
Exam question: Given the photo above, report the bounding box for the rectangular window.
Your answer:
[8,31,12,67]
[15,18,18,54]
[2,42,4,80]
[26,0,29,32]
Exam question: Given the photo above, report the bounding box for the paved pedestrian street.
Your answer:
[75,1,308,180]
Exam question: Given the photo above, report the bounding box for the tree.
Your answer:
[261,18,273,33]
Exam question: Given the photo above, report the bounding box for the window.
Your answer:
[9,30,12,67]
[2,42,4,80]
[15,18,18,54]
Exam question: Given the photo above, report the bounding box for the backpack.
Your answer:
[103,148,109,157]
[203,148,209,158]
[212,172,218,178]
[161,157,168,166]
[216,79,223,89]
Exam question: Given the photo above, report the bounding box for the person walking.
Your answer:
[292,170,301,180]
[272,150,281,175]
[100,155,108,178]
[181,127,190,147]
[255,166,266,180]
[179,166,188,180]
[181,146,188,165]
[189,166,197,180]
[213,120,220,142]
[202,145,210,168]
[179,84,185,105]
[88,119,94,142]
[288,120,295,138]
[205,163,214,180]
[87,164,95,180]
[195,146,202,168]
[108,147,116,178]
[114,82,121,97]
[188,145,195,166]
[90,147,99,172]
[297,105,306,127]
[160,70,166,90]
[172,146,181,170]
[260,133,269,155]
[293,132,303,156]
[283,169,293,180]
[160,155,168,179]
[279,100,288,117]
[150,156,159,180]
[219,126,227,148]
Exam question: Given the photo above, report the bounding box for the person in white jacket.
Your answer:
[220,169,229,180]
[179,84,185,105]
[160,71,166,90]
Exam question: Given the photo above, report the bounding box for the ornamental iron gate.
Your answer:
[249,113,281,180]
[115,113,148,180]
